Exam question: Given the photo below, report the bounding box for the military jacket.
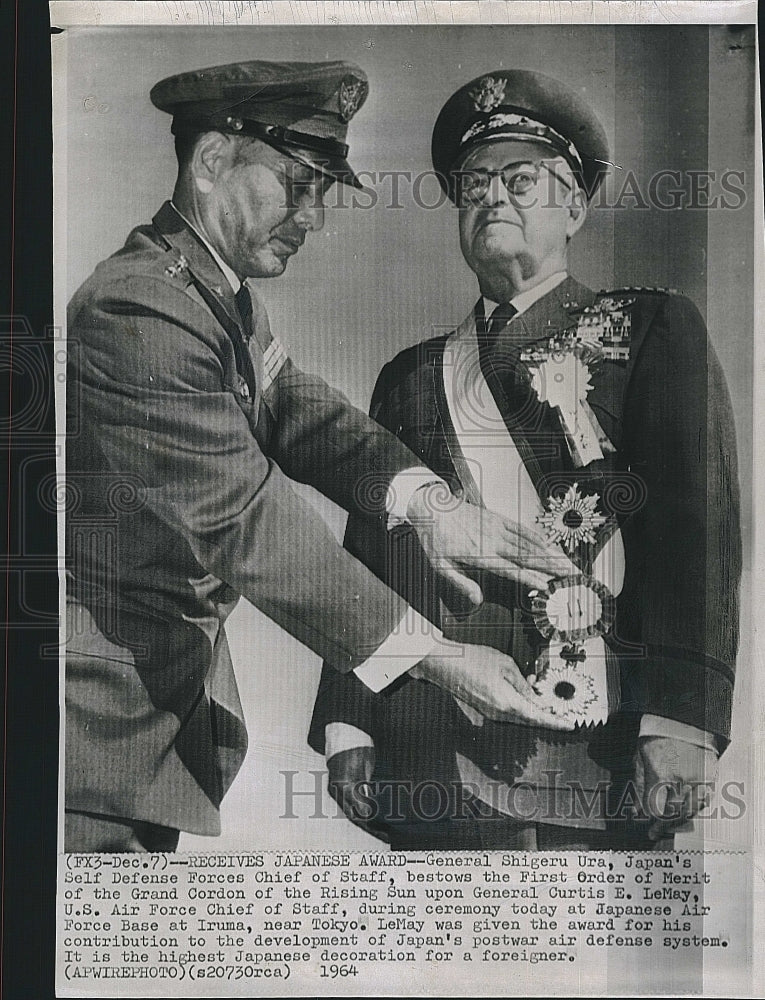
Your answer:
[66,202,421,835]
[309,276,741,828]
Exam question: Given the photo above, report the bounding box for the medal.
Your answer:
[524,342,611,466]
[164,253,189,279]
[528,573,615,726]
[531,656,599,724]
[537,482,606,552]
[530,573,615,646]
[520,293,634,467]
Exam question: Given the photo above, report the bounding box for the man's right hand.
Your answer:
[327,746,389,842]
[406,489,576,606]
[411,639,574,730]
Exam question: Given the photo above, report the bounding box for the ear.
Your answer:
[566,186,587,240]
[190,131,235,190]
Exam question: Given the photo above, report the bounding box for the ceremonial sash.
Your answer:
[441,312,624,728]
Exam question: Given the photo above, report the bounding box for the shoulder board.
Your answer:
[599,286,677,297]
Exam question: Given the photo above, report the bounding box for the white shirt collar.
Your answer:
[169,201,242,294]
[481,269,567,321]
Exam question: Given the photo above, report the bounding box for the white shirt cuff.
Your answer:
[639,714,718,752]
[325,722,374,761]
[386,468,447,529]
[353,607,443,692]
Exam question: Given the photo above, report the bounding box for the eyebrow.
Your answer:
[461,159,541,172]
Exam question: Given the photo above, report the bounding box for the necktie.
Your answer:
[475,298,568,490]
[230,284,259,400]
[235,283,288,395]
[477,301,517,384]
[235,285,253,337]
[486,300,518,341]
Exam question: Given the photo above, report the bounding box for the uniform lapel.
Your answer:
[151,202,260,405]
[491,275,595,355]
[151,202,247,341]
[480,276,597,494]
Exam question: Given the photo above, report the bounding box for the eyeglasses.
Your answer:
[456,161,573,207]
[271,156,334,210]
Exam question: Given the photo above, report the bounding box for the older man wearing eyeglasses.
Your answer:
[310,69,741,851]
[64,60,586,853]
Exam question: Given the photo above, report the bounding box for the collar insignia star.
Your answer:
[164,254,189,279]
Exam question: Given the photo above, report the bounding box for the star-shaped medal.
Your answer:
[537,483,606,552]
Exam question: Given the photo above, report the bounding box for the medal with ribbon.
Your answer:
[528,482,622,727]
[520,294,633,468]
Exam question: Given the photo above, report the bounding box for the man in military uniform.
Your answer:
[65,61,576,852]
[310,70,741,850]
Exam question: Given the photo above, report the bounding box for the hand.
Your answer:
[411,639,575,730]
[633,736,718,841]
[327,746,389,842]
[406,488,576,606]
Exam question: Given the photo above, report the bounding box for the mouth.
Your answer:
[476,218,521,235]
[270,235,304,257]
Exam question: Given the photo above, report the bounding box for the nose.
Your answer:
[483,171,511,207]
[294,191,326,233]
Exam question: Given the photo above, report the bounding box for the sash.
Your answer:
[441,312,624,728]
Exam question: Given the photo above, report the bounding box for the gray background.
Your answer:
[60,24,755,850]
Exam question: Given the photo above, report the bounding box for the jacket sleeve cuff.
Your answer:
[325,723,375,761]
[622,648,734,748]
[353,607,443,692]
[638,714,718,752]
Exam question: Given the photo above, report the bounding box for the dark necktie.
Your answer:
[235,285,253,337]
[230,284,259,400]
[477,301,517,385]
[486,300,518,341]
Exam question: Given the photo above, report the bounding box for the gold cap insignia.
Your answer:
[468,75,507,113]
[338,76,368,122]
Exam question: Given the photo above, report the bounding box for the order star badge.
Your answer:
[537,483,606,552]
[532,660,598,723]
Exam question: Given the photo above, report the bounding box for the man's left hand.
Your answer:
[634,736,717,841]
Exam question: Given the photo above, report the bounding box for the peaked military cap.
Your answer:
[432,69,610,203]
[151,59,369,188]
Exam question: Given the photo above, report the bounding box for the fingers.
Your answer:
[640,773,710,838]
[500,521,576,574]
[686,782,712,817]
[327,756,377,824]
[491,563,557,591]
[647,785,688,841]
[646,782,711,841]
[327,780,390,842]
[425,506,574,586]
[482,676,577,730]
[438,566,484,607]
[636,738,718,841]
